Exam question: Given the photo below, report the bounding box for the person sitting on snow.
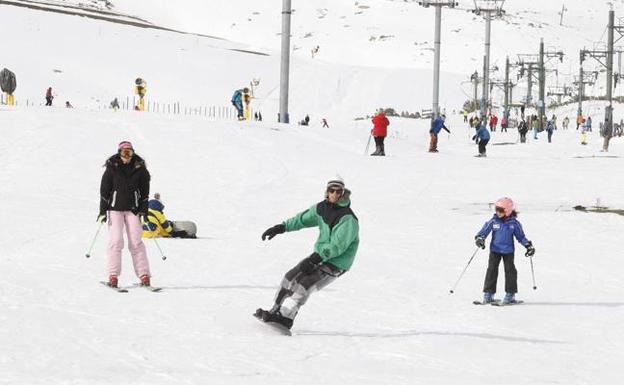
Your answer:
[142,193,193,238]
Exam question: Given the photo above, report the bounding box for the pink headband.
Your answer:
[118,141,134,150]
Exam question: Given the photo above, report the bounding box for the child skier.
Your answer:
[475,197,535,304]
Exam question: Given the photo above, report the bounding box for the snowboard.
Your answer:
[253,312,292,336]
[172,221,197,237]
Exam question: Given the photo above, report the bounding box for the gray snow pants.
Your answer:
[271,258,345,320]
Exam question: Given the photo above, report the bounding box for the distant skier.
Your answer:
[110,97,120,111]
[98,141,153,288]
[489,114,498,132]
[429,114,450,153]
[472,122,490,157]
[231,87,249,120]
[256,176,359,330]
[371,109,390,156]
[65,101,73,108]
[45,87,54,106]
[562,116,570,130]
[518,119,529,143]
[500,116,508,132]
[532,115,540,140]
[586,116,593,132]
[546,120,555,143]
[321,118,329,128]
[475,197,535,304]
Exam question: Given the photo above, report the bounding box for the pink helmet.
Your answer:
[494,197,514,216]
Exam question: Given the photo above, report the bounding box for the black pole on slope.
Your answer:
[449,247,480,294]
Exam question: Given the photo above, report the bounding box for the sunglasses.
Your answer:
[120,148,134,156]
[327,188,344,194]
[495,207,505,213]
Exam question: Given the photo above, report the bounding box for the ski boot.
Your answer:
[139,275,151,287]
[254,308,293,329]
[503,292,517,304]
[108,275,118,288]
[483,292,495,304]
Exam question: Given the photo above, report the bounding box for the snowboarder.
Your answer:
[429,114,450,153]
[231,87,248,120]
[475,197,535,304]
[45,87,53,106]
[256,177,359,330]
[142,193,195,238]
[472,122,490,157]
[518,119,529,143]
[98,141,153,288]
[371,109,390,156]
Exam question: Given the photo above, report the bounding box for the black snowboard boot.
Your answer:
[255,308,293,329]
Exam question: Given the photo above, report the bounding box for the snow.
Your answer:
[1,105,624,384]
[1,1,624,384]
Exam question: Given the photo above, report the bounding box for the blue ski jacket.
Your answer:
[430,117,449,135]
[475,125,490,140]
[476,215,530,254]
[231,90,242,104]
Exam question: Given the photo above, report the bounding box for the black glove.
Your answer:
[475,236,486,249]
[525,242,535,257]
[97,213,107,223]
[300,252,322,274]
[261,224,285,241]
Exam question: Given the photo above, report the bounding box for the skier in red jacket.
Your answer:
[371,109,390,156]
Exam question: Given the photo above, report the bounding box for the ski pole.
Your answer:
[449,247,480,294]
[364,133,372,155]
[85,222,104,258]
[529,256,537,290]
[152,237,167,260]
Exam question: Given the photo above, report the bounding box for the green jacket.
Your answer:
[283,196,359,271]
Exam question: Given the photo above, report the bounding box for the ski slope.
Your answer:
[1,106,623,384]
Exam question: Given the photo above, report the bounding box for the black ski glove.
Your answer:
[475,236,486,249]
[525,241,535,257]
[261,224,285,241]
[300,252,323,274]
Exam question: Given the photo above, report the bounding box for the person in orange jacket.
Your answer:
[370,109,390,156]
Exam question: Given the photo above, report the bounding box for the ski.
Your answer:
[99,281,128,293]
[253,312,292,336]
[132,283,162,292]
[491,300,524,307]
[473,299,501,305]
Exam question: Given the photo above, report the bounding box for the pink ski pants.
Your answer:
[106,211,151,278]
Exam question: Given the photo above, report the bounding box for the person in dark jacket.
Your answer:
[98,141,152,288]
[475,197,535,304]
[429,115,450,152]
[45,87,53,106]
[518,119,529,143]
[371,109,390,156]
[255,177,359,331]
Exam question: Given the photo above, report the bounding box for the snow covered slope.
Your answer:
[1,106,624,384]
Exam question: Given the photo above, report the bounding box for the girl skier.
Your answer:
[475,197,535,304]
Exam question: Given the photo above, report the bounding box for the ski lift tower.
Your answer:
[473,0,505,118]
[418,0,458,120]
